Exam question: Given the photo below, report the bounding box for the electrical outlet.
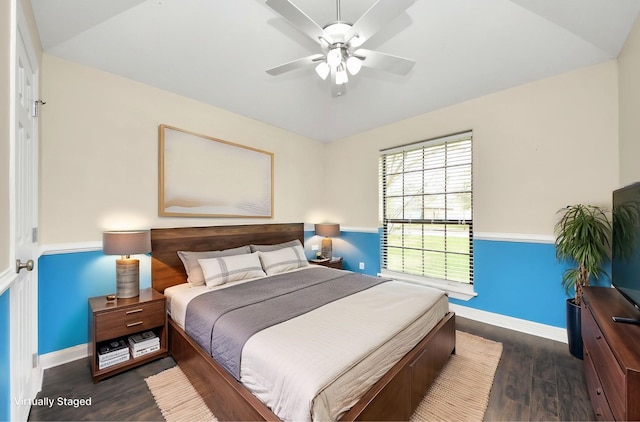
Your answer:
[311,244,319,251]
[359,262,365,270]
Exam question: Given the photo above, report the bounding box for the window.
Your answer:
[379,131,473,296]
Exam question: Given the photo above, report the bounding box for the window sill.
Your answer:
[379,270,477,301]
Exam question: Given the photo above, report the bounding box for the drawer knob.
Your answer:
[126,308,143,315]
[596,335,602,340]
[126,321,143,328]
[596,388,602,395]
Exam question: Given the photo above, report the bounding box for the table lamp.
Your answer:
[103,230,151,298]
[315,223,340,260]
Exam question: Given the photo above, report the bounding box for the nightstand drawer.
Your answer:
[89,288,168,382]
[94,301,165,342]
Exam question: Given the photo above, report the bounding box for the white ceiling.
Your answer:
[32,0,640,142]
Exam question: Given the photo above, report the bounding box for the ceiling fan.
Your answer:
[265,0,416,97]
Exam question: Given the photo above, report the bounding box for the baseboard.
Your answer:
[39,343,88,370]
[450,303,567,343]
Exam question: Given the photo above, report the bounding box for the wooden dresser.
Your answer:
[582,286,640,421]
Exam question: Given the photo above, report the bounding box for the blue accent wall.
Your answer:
[449,239,569,327]
[328,230,580,329]
[0,289,9,422]
[36,230,588,355]
[38,251,151,355]
[305,230,380,276]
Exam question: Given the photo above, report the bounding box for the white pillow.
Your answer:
[258,245,309,276]
[177,246,252,287]
[198,252,266,288]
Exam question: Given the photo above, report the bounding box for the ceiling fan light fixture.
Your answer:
[336,64,348,85]
[265,0,416,96]
[327,47,342,68]
[315,61,330,80]
[346,56,362,75]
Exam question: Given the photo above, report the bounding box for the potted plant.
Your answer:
[554,204,611,359]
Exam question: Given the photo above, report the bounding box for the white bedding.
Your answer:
[165,267,449,422]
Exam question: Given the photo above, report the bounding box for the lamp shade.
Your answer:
[315,223,340,238]
[103,230,151,256]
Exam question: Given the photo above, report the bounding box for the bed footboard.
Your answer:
[340,311,456,421]
[169,319,278,421]
[169,312,455,422]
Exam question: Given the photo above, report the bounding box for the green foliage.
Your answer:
[554,205,611,305]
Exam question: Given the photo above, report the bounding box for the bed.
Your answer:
[151,223,455,421]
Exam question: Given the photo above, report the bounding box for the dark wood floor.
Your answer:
[457,317,594,421]
[28,317,595,421]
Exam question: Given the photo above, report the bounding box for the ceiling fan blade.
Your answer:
[265,0,332,45]
[266,54,324,76]
[346,0,415,46]
[355,49,415,75]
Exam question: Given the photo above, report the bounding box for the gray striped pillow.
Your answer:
[198,252,266,288]
[258,245,309,276]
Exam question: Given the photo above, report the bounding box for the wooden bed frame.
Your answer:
[150,223,456,421]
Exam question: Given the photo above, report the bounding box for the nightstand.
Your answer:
[310,257,343,269]
[88,288,168,383]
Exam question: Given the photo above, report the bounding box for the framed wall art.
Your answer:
[159,124,274,218]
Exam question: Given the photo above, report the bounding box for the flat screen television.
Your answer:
[612,181,640,323]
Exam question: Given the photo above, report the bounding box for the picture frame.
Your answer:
[158,124,274,218]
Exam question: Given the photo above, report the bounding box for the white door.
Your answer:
[10,0,40,420]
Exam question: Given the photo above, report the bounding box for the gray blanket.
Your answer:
[185,267,390,379]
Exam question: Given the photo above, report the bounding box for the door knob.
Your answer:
[15,259,34,274]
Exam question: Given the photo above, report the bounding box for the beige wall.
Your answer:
[38,23,634,243]
[619,15,640,186]
[41,55,325,244]
[0,1,10,274]
[325,61,620,236]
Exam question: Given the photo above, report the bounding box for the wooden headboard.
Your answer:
[150,223,305,293]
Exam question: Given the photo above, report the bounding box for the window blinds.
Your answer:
[380,131,473,284]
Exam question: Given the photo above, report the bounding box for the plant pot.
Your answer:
[566,298,583,359]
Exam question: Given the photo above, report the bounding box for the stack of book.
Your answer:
[97,339,130,370]
[128,331,160,358]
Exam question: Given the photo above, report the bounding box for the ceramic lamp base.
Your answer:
[321,237,333,260]
[116,258,140,298]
